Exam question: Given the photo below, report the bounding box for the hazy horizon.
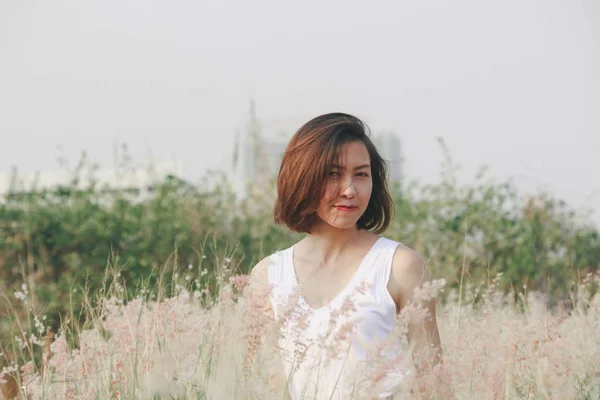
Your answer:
[1,0,599,225]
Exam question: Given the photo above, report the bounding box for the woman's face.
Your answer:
[316,141,373,230]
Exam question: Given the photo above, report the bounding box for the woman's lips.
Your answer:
[335,205,357,212]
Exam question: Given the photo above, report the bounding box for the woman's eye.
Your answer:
[329,171,340,177]
[357,172,369,177]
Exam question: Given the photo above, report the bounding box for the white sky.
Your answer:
[1,0,599,225]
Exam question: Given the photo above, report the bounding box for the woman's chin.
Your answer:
[325,220,359,230]
[314,214,361,231]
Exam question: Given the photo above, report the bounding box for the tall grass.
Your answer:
[1,148,599,398]
[1,254,599,399]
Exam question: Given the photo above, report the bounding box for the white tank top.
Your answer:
[267,237,411,400]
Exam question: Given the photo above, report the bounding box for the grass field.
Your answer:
[1,158,599,398]
[1,260,599,399]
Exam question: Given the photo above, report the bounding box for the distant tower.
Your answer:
[231,99,277,197]
[373,131,403,184]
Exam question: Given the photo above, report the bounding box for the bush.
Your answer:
[0,149,598,381]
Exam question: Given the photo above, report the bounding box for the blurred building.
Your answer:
[372,131,403,183]
[0,158,183,200]
[231,100,289,198]
[231,103,404,197]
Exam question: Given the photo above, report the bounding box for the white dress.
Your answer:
[267,237,412,400]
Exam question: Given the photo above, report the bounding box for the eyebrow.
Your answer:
[331,164,371,170]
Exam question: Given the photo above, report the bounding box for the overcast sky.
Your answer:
[1,0,599,225]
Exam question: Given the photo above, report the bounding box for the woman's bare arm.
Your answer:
[249,257,274,317]
[389,246,442,371]
[249,257,290,398]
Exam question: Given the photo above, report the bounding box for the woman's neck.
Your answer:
[300,223,368,266]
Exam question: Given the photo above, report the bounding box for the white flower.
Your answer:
[29,334,43,347]
[14,336,26,349]
[14,291,26,301]
[34,315,45,334]
[14,283,29,301]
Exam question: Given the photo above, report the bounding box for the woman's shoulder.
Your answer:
[250,256,271,286]
[391,244,426,275]
[249,248,290,286]
[387,241,431,303]
[377,235,404,247]
[374,236,422,270]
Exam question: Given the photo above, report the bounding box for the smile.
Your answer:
[335,205,357,212]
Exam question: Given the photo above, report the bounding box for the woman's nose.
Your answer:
[340,177,357,197]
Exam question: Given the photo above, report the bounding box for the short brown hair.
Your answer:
[274,113,393,234]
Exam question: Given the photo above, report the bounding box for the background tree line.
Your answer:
[1,150,598,345]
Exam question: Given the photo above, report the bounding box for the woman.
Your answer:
[250,113,441,399]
